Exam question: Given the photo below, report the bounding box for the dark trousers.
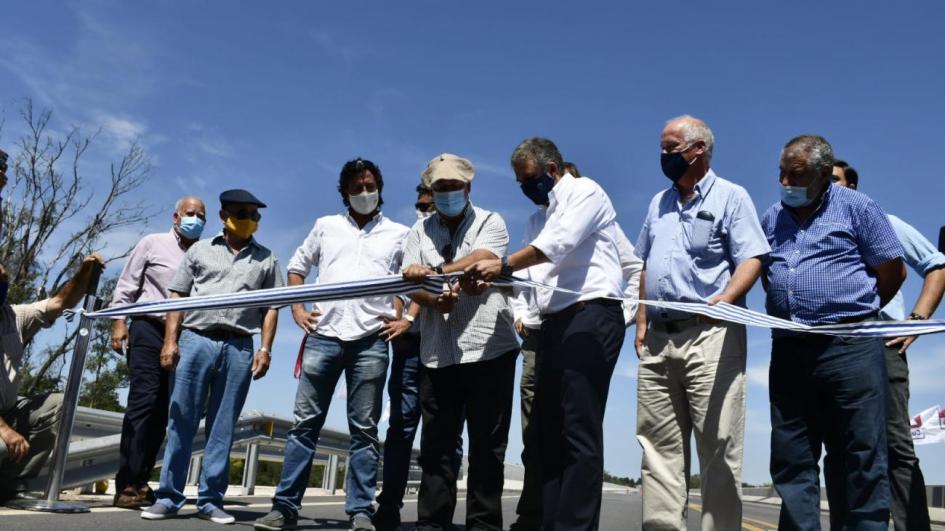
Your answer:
[883,348,929,531]
[416,350,517,531]
[377,334,463,512]
[115,319,171,491]
[537,300,625,531]
[770,334,890,531]
[514,329,542,530]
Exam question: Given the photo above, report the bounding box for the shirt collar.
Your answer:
[212,231,258,251]
[435,201,475,227]
[670,168,716,198]
[344,209,384,229]
[548,173,576,204]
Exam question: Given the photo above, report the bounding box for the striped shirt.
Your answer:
[110,229,189,320]
[402,203,519,368]
[169,232,285,335]
[761,184,903,327]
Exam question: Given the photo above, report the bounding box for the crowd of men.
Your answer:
[0,114,942,530]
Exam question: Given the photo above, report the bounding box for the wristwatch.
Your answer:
[500,256,513,277]
[404,314,415,324]
[908,312,928,320]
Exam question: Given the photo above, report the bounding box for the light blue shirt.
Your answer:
[880,214,945,320]
[636,170,770,321]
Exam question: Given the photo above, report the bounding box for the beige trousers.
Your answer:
[637,322,746,531]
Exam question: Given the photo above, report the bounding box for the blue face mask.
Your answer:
[520,173,555,205]
[177,215,205,240]
[780,185,815,208]
[433,190,468,218]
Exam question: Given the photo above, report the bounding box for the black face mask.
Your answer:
[520,173,555,205]
[660,151,694,182]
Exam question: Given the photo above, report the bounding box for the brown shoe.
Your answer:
[114,486,145,509]
[137,484,157,505]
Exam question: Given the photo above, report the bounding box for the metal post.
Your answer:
[326,454,338,495]
[341,456,348,493]
[241,443,259,496]
[186,455,203,486]
[9,264,102,513]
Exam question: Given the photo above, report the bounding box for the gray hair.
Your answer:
[174,195,204,213]
[510,137,565,173]
[781,135,834,177]
[667,115,715,161]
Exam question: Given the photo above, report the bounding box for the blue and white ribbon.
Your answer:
[87,275,445,319]
[88,273,945,338]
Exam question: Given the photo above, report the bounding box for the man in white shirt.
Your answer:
[509,161,642,531]
[254,159,409,531]
[466,137,627,531]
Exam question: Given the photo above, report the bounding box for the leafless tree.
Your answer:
[0,99,156,394]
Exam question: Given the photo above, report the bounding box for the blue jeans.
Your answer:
[376,333,463,512]
[770,334,890,530]
[156,329,254,512]
[272,332,388,518]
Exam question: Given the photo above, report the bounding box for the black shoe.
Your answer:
[254,509,298,530]
[373,505,402,531]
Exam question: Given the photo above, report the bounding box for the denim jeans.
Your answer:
[156,329,254,512]
[377,333,464,512]
[272,332,388,518]
[770,334,889,531]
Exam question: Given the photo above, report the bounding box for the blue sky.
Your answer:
[2,1,945,485]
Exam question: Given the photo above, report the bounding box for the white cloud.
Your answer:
[746,364,769,389]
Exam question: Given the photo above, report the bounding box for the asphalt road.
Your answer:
[2,491,943,530]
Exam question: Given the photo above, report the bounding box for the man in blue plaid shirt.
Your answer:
[761,135,905,531]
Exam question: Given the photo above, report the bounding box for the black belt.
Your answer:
[541,298,622,321]
[650,315,718,334]
[187,328,252,341]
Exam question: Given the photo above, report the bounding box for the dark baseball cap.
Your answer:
[219,189,267,208]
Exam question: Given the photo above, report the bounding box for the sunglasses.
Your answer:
[227,209,262,222]
[415,202,435,212]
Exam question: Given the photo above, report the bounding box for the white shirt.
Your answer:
[287,211,410,341]
[513,206,642,326]
[529,173,625,314]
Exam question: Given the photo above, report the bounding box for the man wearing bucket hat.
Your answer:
[401,154,519,531]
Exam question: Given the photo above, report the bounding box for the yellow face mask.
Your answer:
[224,217,258,239]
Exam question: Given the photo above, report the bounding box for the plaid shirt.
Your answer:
[761,184,903,326]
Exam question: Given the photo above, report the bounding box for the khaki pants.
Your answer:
[637,322,746,531]
[0,393,63,492]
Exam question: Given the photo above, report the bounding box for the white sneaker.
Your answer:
[141,503,177,520]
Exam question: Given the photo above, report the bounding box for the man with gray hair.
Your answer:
[634,115,770,529]
[465,137,627,530]
[762,135,904,529]
[111,196,207,508]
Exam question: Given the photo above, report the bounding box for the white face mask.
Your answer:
[348,191,379,215]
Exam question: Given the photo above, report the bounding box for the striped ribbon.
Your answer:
[88,273,945,338]
[86,275,445,318]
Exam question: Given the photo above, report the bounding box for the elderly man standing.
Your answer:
[831,160,943,530]
[762,136,904,530]
[253,159,410,531]
[633,116,770,530]
[402,153,520,531]
[111,196,206,509]
[143,189,283,525]
[465,137,626,531]
[509,157,642,531]
[0,255,104,502]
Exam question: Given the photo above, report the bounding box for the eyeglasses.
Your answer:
[415,202,435,212]
[227,209,261,222]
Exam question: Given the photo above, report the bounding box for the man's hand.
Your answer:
[403,264,436,283]
[463,259,502,284]
[111,320,129,355]
[0,425,29,462]
[514,318,525,338]
[251,350,270,380]
[886,335,917,355]
[380,316,412,342]
[458,274,489,296]
[292,305,322,334]
[634,324,647,360]
[81,254,106,271]
[434,284,460,314]
[160,342,180,371]
[0,264,8,283]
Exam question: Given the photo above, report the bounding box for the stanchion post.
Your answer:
[8,262,102,513]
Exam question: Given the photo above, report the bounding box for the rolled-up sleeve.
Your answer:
[726,190,771,265]
[531,186,613,264]
[888,214,945,276]
[614,222,643,324]
[111,236,152,308]
[634,196,658,262]
[286,221,321,278]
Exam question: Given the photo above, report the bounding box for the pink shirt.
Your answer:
[110,229,188,318]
